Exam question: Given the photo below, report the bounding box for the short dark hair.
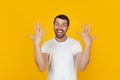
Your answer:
[53,14,70,26]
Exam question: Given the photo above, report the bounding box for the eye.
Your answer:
[55,23,59,26]
[62,24,67,27]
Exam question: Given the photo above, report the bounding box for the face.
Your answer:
[54,18,69,39]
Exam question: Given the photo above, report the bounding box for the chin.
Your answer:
[56,35,65,39]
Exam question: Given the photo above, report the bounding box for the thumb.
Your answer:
[43,30,47,36]
[77,32,83,37]
[28,34,34,40]
[92,36,96,40]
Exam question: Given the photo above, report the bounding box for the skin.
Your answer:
[29,18,95,72]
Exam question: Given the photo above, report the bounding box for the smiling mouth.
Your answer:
[57,30,63,34]
[55,29,66,38]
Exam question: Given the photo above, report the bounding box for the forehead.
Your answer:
[54,18,67,24]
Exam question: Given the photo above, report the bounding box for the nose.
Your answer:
[58,25,62,30]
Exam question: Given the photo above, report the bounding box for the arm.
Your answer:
[29,22,48,72]
[34,45,48,72]
[75,45,91,72]
[75,24,95,72]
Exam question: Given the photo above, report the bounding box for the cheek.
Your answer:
[54,26,58,30]
[63,27,68,31]
[54,26,57,31]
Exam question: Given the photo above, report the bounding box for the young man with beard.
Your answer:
[29,14,95,80]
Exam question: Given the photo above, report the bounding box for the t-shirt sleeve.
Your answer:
[41,42,49,55]
[73,41,83,56]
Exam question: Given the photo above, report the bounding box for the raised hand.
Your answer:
[78,24,95,47]
[29,22,46,46]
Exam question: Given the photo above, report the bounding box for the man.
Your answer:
[29,14,95,80]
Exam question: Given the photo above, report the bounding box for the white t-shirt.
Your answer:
[41,37,82,80]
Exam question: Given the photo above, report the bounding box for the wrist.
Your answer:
[33,41,41,46]
[33,43,40,47]
[85,44,92,48]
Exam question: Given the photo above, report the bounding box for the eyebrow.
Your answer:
[55,22,59,24]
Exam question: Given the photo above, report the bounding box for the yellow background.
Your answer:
[0,0,120,80]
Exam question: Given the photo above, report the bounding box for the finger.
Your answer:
[38,22,40,31]
[40,25,43,33]
[38,23,42,33]
[85,24,88,34]
[88,24,92,33]
[82,26,86,34]
[28,34,34,40]
[34,23,37,32]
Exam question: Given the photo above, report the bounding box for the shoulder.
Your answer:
[67,37,79,43]
[67,37,82,47]
[42,38,54,47]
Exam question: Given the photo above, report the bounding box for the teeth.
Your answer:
[58,31,62,32]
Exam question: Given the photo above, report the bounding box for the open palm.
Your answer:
[29,23,46,46]
[78,24,95,46]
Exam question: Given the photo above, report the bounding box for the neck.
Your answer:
[55,35,67,42]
